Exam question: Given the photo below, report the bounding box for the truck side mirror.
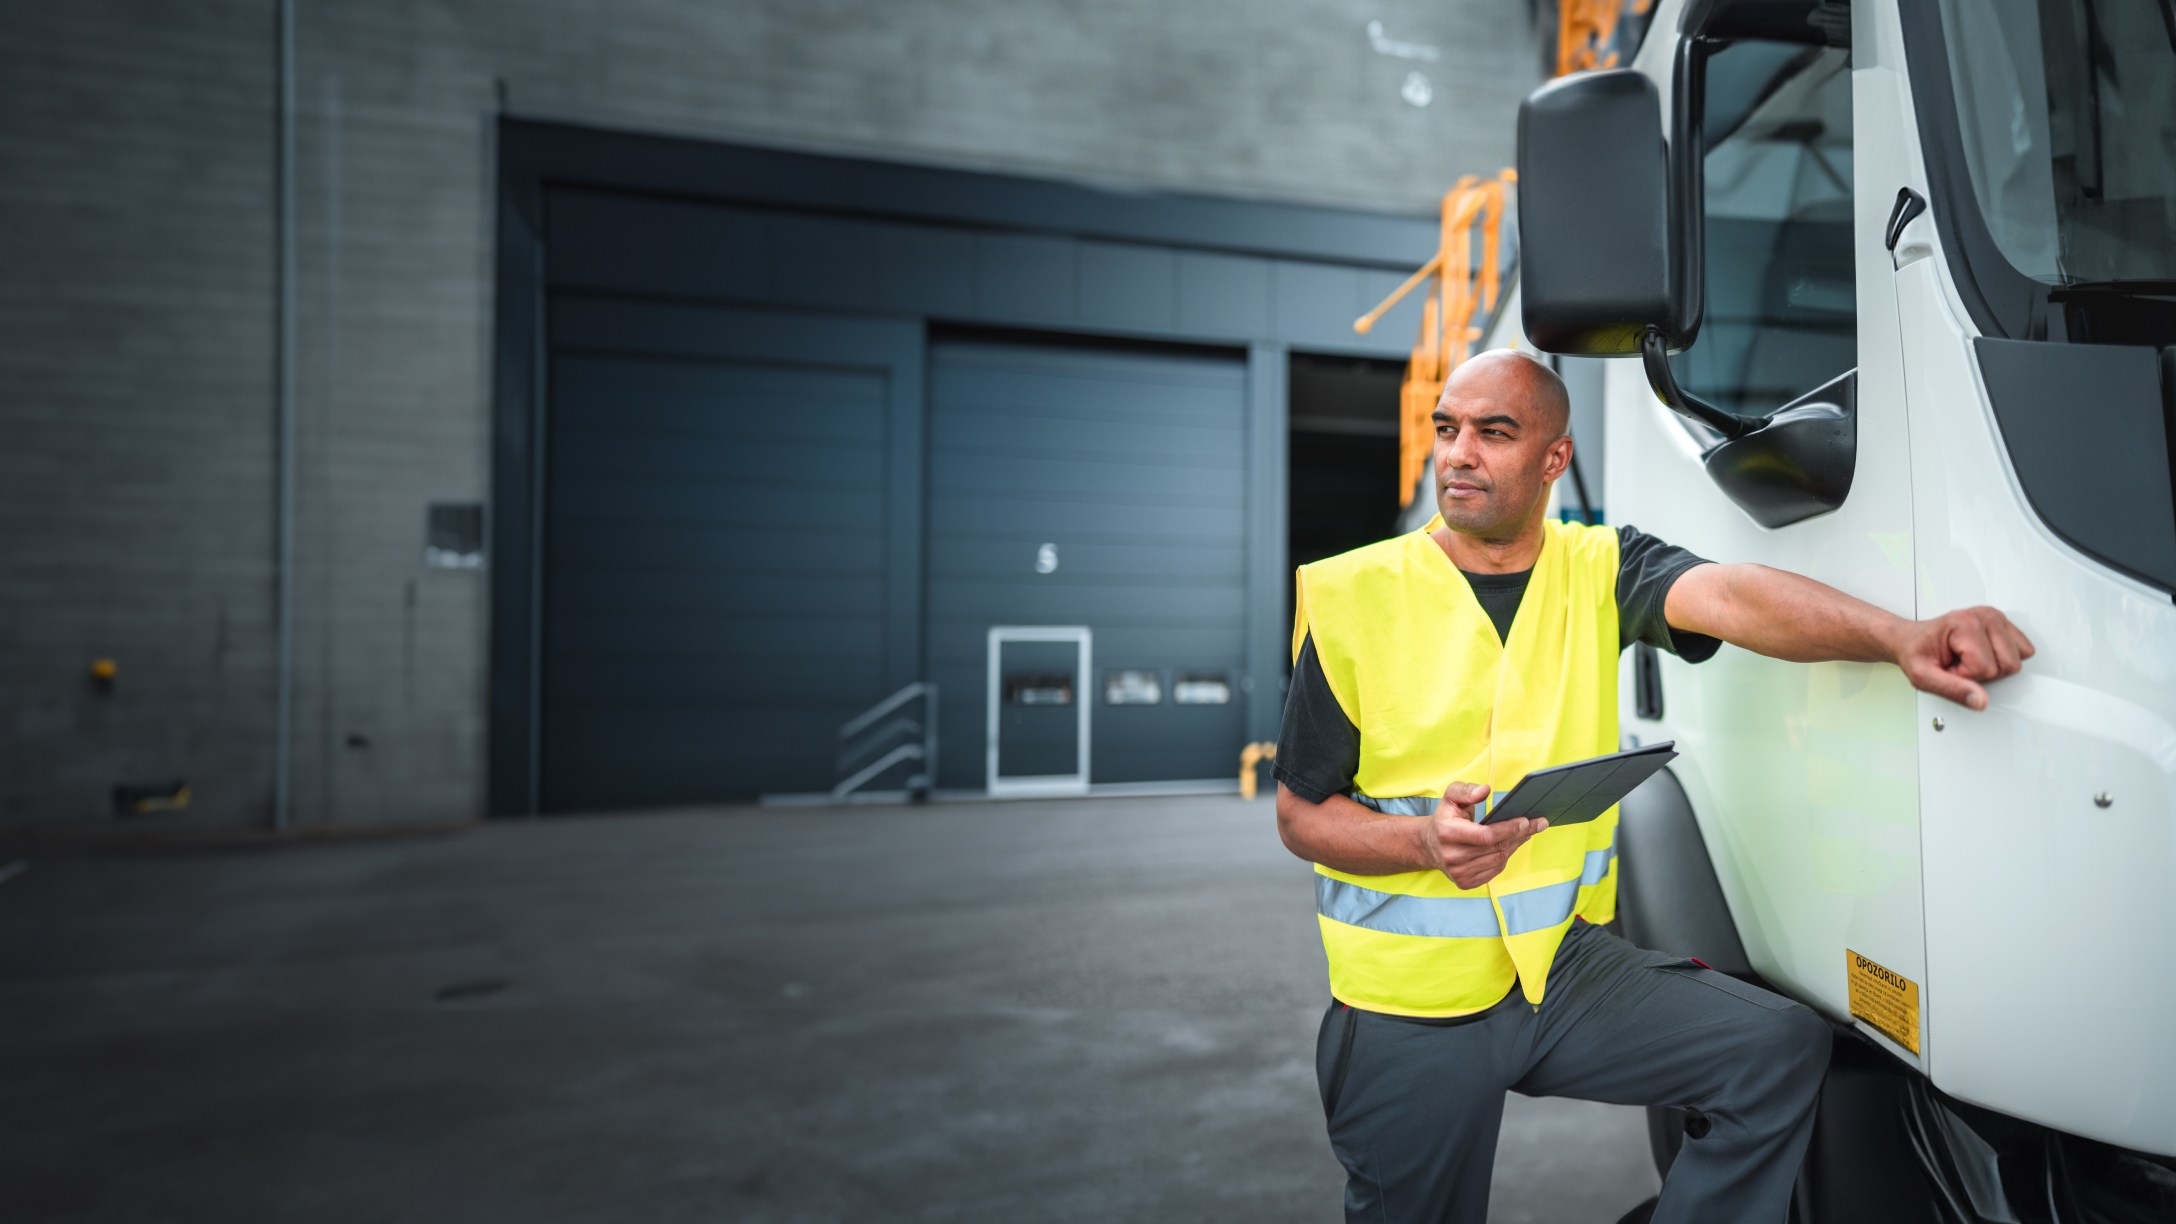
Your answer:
[1518,66,1764,443]
[1517,54,1856,526]
[1516,71,1676,358]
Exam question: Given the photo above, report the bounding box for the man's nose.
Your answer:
[1441,429,1480,469]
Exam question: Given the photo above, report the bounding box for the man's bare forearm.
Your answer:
[1665,562,1906,664]
[1276,784,1431,875]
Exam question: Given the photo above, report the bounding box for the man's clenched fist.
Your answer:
[1890,605,2034,711]
[1420,781,1547,889]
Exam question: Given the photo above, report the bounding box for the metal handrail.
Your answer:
[839,681,935,742]
[833,744,925,801]
[839,715,924,773]
[833,682,938,802]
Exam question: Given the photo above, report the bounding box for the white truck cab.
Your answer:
[1507,0,2176,1215]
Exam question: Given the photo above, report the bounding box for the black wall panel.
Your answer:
[539,296,921,809]
[925,340,1249,788]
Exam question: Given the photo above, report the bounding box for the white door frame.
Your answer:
[985,625,1092,798]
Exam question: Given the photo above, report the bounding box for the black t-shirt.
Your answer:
[1273,524,1717,806]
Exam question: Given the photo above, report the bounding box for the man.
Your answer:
[1275,350,2032,1224]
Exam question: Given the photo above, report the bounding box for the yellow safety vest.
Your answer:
[1293,515,1621,1017]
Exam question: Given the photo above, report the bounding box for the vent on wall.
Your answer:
[1173,672,1232,705]
[1104,670,1163,705]
[1004,674,1075,706]
[426,502,486,569]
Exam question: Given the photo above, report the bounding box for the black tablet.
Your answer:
[1476,741,1678,826]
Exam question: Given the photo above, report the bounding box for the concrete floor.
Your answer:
[0,796,1659,1222]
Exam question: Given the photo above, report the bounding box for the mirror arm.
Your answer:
[1639,326,1767,439]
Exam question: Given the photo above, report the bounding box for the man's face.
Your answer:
[1431,362,1572,539]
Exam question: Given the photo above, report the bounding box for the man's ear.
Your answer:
[1542,434,1575,482]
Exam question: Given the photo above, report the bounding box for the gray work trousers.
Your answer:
[1314,920,1830,1224]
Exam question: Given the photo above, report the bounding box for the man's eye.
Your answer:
[1483,429,1507,439]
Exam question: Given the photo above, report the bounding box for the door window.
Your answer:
[1673,42,1856,420]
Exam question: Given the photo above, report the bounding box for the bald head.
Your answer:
[1441,349,1571,439]
[1429,348,1578,543]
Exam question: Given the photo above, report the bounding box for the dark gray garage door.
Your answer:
[926,339,1248,789]
[541,297,922,811]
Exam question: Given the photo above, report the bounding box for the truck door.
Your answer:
[1602,32,1926,1050]
[1893,0,2176,1150]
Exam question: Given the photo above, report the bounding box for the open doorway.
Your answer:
[1287,350,1407,585]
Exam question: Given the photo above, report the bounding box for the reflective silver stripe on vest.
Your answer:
[1492,848,1616,933]
[1318,875,1584,938]
[1497,880,1579,934]
[1316,826,1618,940]
[1316,875,1502,938]
[1352,791,1594,825]
[1352,792,1620,886]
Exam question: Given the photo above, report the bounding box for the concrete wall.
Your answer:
[0,0,1543,829]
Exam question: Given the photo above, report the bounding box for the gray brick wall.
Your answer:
[0,2,279,828]
[1,0,1541,828]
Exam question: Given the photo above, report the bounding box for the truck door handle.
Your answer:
[1884,188,1927,252]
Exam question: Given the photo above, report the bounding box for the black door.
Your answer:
[540,297,922,810]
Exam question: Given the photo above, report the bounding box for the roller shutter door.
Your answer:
[540,297,917,810]
[925,339,1248,789]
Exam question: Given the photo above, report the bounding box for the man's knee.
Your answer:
[1707,995,1829,1087]
[1694,1002,1829,1131]
[1759,1001,1832,1097]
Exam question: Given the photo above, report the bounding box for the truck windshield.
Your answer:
[1933,0,2176,285]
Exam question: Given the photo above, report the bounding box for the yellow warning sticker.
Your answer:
[1846,950,1920,1055]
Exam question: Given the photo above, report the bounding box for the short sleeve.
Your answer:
[1616,524,1721,662]
[1274,633,1361,804]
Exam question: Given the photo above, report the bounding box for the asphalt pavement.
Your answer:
[0,795,1658,1221]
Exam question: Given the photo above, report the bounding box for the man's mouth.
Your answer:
[1443,481,1487,498]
